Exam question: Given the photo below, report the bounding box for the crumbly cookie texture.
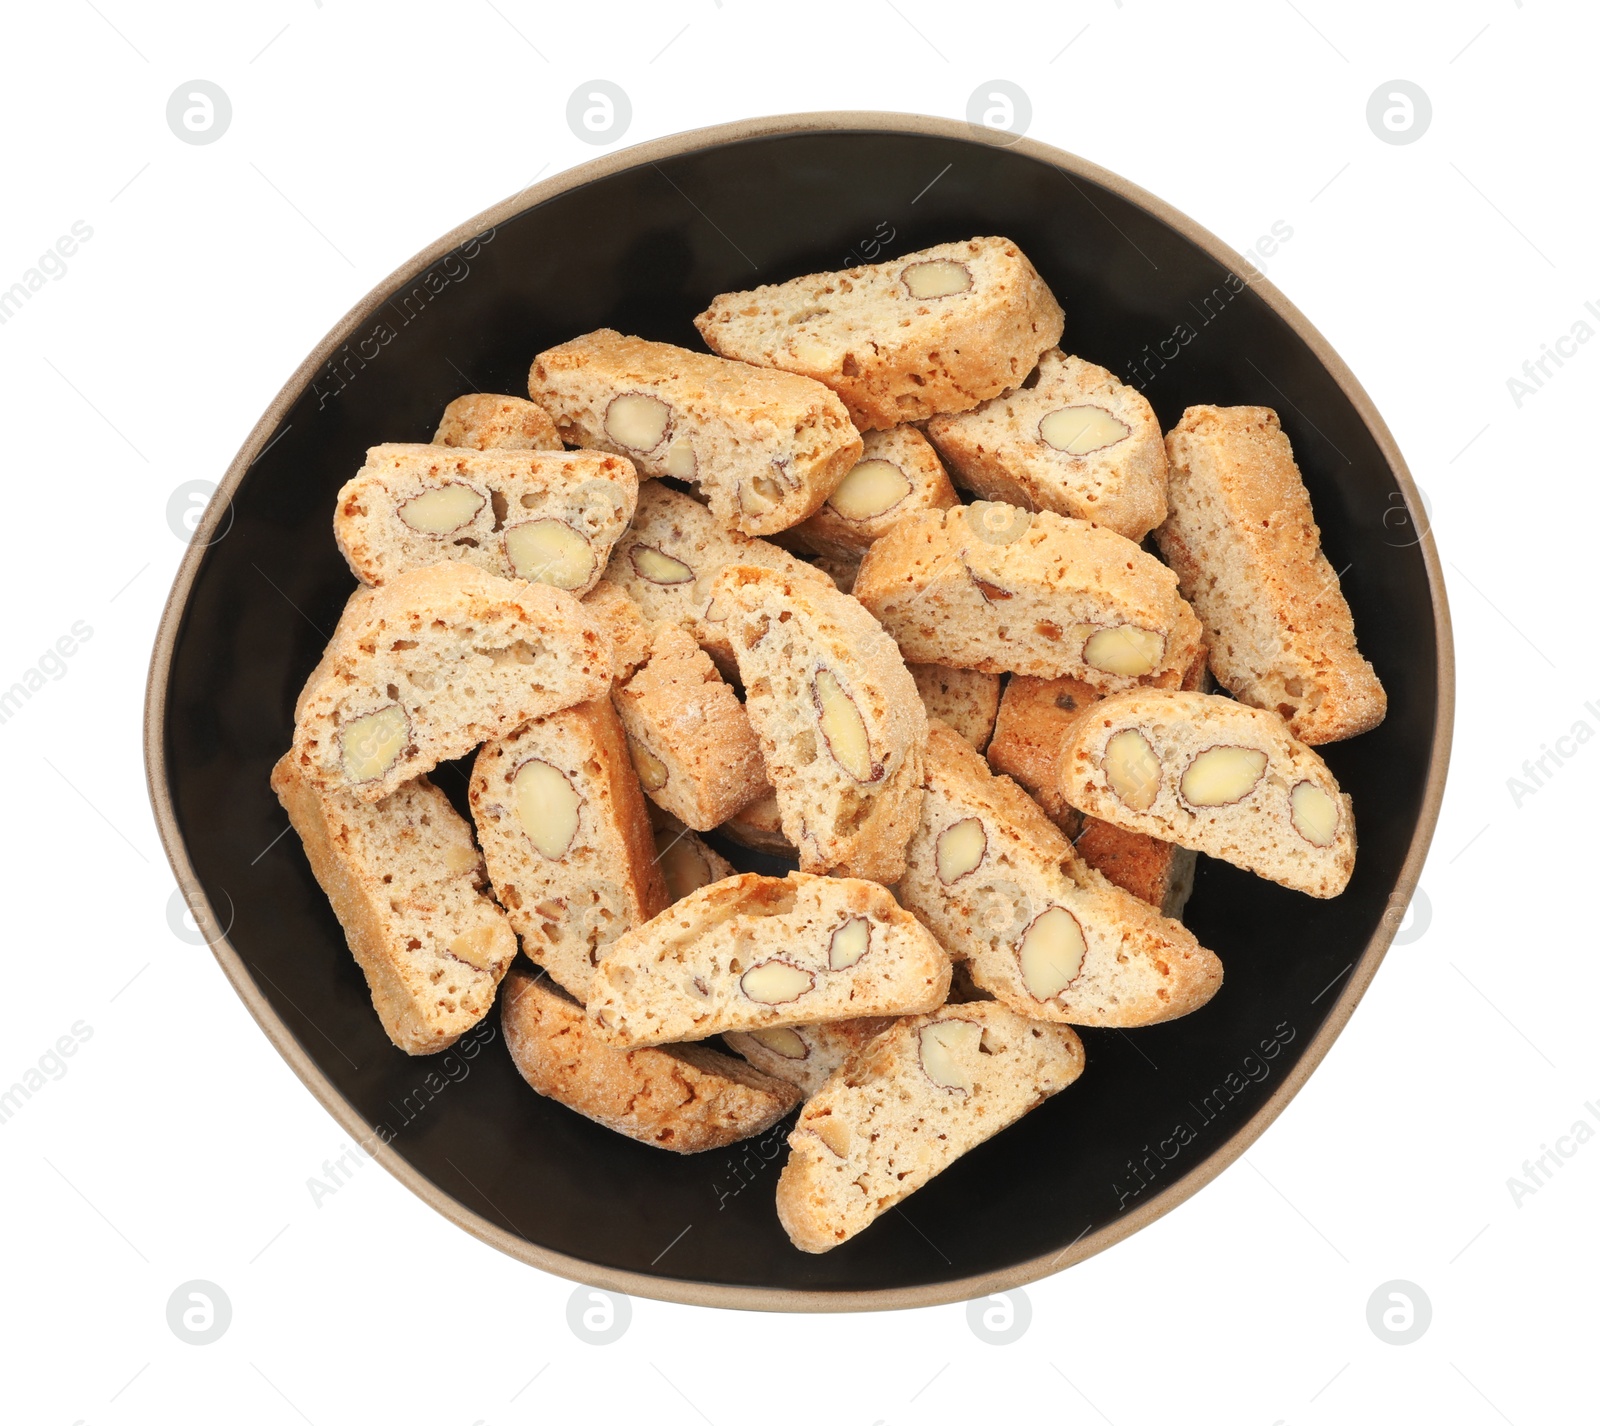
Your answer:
[926,350,1169,541]
[613,625,768,830]
[334,443,637,595]
[501,968,800,1153]
[711,563,928,882]
[291,564,612,803]
[581,577,658,682]
[695,236,1065,430]
[433,393,562,451]
[723,1017,896,1099]
[600,481,832,676]
[987,652,1207,916]
[853,503,1203,686]
[1058,689,1356,897]
[271,757,516,1055]
[774,1001,1085,1253]
[908,663,1000,752]
[785,426,959,561]
[897,722,1223,1025]
[469,699,668,999]
[527,328,861,537]
[585,872,952,1049]
[1158,405,1386,743]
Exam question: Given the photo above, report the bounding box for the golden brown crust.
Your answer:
[433,393,562,451]
[333,444,638,594]
[469,699,669,998]
[926,350,1169,540]
[501,968,800,1153]
[694,237,1065,430]
[774,1002,1085,1252]
[271,756,517,1055]
[853,504,1203,685]
[1158,406,1386,743]
[712,564,927,882]
[785,427,959,560]
[1057,689,1356,897]
[908,663,1000,752]
[897,722,1223,1026]
[528,329,861,536]
[612,626,768,830]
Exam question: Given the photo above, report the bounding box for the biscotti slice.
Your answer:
[528,329,861,536]
[271,756,517,1055]
[581,578,657,681]
[775,1001,1085,1252]
[925,351,1169,540]
[586,872,951,1048]
[651,816,737,902]
[1058,690,1356,897]
[1159,406,1386,743]
[502,968,799,1153]
[785,427,959,560]
[334,443,637,595]
[711,564,928,882]
[909,663,1000,752]
[988,668,1201,915]
[469,699,668,998]
[898,721,1223,1025]
[854,503,1202,686]
[291,565,612,803]
[723,1017,895,1099]
[717,787,795,857]
[694,237,1065,430]
[613,625,767,830]
[602,481,832,672]
[434,393,561,451]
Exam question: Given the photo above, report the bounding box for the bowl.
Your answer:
[145,112,1452,1311]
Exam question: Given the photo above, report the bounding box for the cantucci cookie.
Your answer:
[613,625,767,830]
[649,814,737,902]
[723,1017,894,1099]
[469,698,668,998]
[717,787,794,857]
[988,664,1204,915]
[433,393,562,451]
[334,443,637,595]
[586,872,951,1049]
[1159,406,1386,743]
[501,968,800,1153]
[711,564,927,882]
[694,237,1064,430]
[1058,689,1356,897]
[291,564,612,803]
[909,663,1000,752]
[925,351,1169,541]
[785,427,959,560]
[271,756,517,1055]
[853,503,1202,686]
[581,578,657,681]
[774,1002,1085,1253]
[528,329,861,536]
[897,721,1222,1025]
[602,482,832,673]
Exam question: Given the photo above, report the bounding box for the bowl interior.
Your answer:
[159,123,1440,1302]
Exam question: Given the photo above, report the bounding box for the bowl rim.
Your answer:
[144,109,1455,1313]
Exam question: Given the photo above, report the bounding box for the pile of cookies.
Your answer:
[274,236,1386,1255]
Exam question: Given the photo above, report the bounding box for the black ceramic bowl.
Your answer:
[146,113,1451,1310]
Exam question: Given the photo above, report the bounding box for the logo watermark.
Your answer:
[566,1287,630,1344]
[166,81,231,146]
[1366,1280,1431,1344]
[566,81,630,145]
[966,81,1031,145]
[967,1289,1031,1344]
[167,1280,232,1344]
[1366,82,1431,146]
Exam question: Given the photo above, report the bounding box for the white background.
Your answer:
[1,1,1593,1421]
